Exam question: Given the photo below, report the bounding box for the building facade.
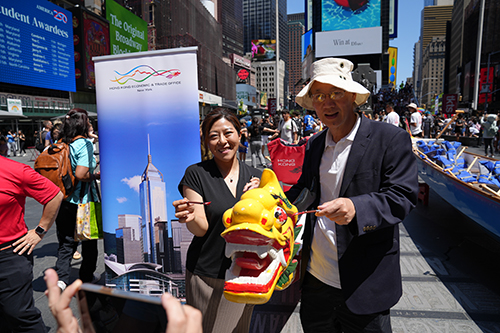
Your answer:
[254,60,285,110]
[421,36,446,107]
[288,14,305,111]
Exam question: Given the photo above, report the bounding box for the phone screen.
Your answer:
[77,284,167,333]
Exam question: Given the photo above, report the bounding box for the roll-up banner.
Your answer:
[94,47,200,299]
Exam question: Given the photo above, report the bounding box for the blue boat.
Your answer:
[414,141,500,241]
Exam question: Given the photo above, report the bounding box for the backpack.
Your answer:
[34,136,84,200]
[35,130,47,153]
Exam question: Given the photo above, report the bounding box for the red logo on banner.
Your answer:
[443,94,458,114]
[268,98,277,115]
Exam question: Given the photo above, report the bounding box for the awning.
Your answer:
[51,111,98,119]
[0,110,27,119]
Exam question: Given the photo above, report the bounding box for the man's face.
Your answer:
[283,113,290,121]
[385,106,393,113]
[310,81,357,136]
[47,121,53,129]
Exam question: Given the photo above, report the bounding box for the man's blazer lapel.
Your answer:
[339,116,372,197]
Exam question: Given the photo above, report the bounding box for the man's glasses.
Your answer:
[311,91,345,103]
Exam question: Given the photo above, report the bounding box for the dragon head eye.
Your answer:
[273,207,287,225]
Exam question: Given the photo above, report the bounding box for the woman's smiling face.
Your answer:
[207,118,241,163]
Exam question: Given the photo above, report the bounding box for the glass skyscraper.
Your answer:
[140,147,168,264]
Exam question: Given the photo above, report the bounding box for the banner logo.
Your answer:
[111,65,181,85]
[53,10,68,23]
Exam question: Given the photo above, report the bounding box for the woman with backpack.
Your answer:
[54,108,100,291]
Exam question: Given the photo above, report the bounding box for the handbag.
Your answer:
[75,180,103,241]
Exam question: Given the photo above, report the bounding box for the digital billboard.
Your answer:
[71,7,109,90]
[106,0,148,55]
[251,40,276,61]
[322,0,381,32]
[388,47,397,87]
[302,29,313,61]
[0,0,75,91]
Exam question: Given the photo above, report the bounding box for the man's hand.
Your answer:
[44,269,83,333]
[316,198,356,225]
[13,230,43,255]
[162,293,202,333]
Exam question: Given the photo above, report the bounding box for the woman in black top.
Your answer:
[173,108,261,333]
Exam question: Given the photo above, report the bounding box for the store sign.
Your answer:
[237,69,249,80]
[443,94,457,115]
[7,98,22,115]
[315,27,382,57]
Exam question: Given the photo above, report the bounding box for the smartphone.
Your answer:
[77,283,167,333]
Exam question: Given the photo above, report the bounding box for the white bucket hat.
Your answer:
[407,102,418,110]
[295,58,370,110]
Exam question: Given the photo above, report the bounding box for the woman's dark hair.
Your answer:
[201,108,241,149]
[50,122,63,142]
[62,108,90,142]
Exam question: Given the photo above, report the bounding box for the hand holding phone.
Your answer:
[44,269,202,333]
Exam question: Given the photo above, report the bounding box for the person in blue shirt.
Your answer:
[6,130,16,157]
[54,109,100,292]
[303,110,318,137]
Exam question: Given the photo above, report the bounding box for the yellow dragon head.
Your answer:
[221,169,303,304]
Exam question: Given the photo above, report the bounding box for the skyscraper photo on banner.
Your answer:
[94,47,200,298]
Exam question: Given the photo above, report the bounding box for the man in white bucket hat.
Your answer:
[286,58,418,332]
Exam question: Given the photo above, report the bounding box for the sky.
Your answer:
[287,0,425,83]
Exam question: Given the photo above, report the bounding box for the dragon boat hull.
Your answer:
[415,147,500,241]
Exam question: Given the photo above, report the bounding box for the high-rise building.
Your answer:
[243,0,288,107]
[140,142,168,264]
[421,36,446,107]
[416,2,453,104]
[288,14,305,110]
[216,0,245,57]
[116,214,143,264]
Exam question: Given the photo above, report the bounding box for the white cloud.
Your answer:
[121,175,142,194]
[116,197,128,203]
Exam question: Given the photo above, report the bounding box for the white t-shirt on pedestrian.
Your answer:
[386,111,400,127]
[410,111,422,135]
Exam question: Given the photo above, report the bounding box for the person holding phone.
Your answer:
[44,269,202,333]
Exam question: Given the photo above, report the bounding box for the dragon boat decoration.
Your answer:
[221,169,304,304]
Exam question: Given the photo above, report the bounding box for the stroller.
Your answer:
[267,137,309,191]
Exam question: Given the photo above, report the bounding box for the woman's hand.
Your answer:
[243,176,260,192]
[173,187,209,237]
[173,198,196,224]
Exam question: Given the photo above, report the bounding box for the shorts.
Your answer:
[262,135,269,145]
[239,142,248,153]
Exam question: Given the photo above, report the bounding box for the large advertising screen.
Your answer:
[251,40,276,61]
[106,0,148,55]
[321,0,381,32]
[0,0,75,91]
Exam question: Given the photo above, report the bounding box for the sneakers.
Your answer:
[73,251,82,260]
[57,280,67,292]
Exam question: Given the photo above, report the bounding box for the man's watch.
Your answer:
[35,225,47,236]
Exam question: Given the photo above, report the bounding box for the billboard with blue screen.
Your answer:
[0,0,75,92]
[322,0,381,32]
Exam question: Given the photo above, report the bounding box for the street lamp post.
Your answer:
[419,77,438,106]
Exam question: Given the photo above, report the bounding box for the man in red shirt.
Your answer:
[0,155,63,332]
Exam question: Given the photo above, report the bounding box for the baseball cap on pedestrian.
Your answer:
[407,103,418,110]
[295,58,370,111]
